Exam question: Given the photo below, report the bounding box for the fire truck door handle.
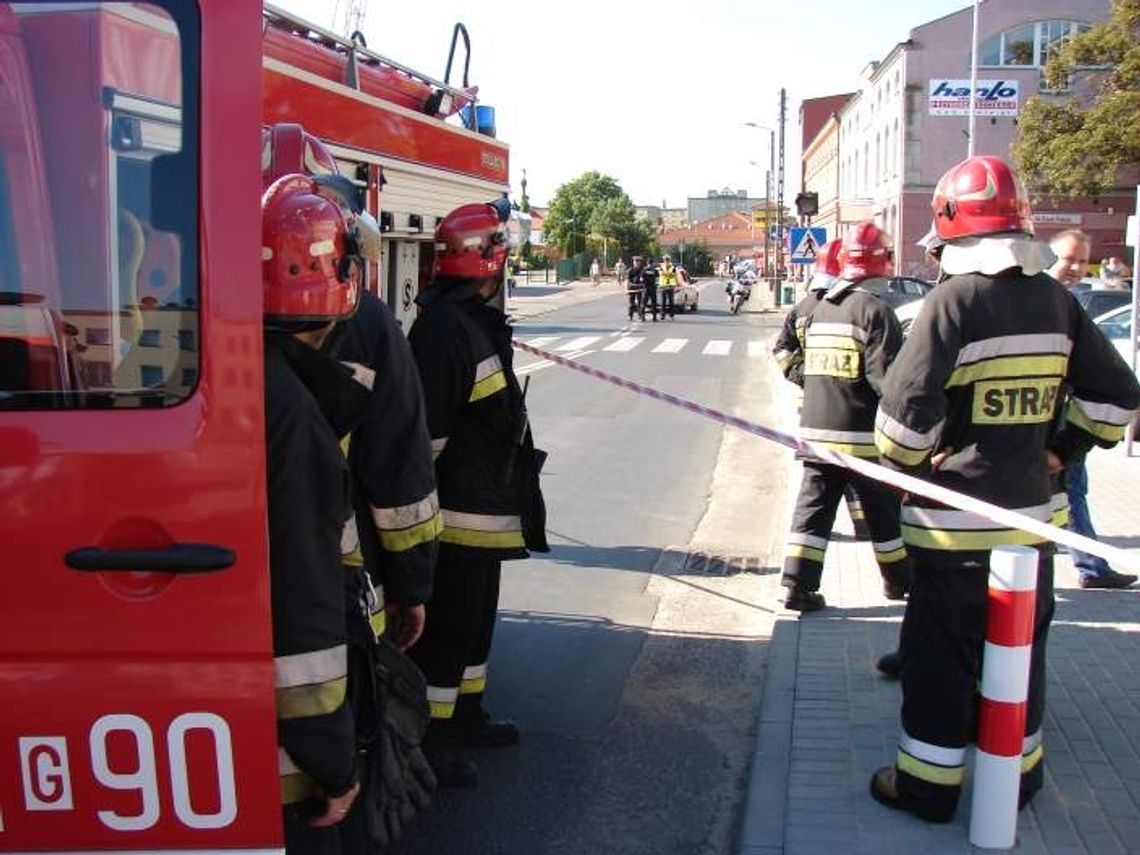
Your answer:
[65,544,236,574]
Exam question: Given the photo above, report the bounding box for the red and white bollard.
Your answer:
[969,545,1038,849]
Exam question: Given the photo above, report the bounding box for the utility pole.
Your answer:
[776,88,786,307]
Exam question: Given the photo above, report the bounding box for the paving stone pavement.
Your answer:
[738,411,1140,852]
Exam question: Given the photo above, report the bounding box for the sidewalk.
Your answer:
[505,274,616,322]
[738,413,1140,852]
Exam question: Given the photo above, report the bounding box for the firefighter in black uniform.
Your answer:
[780,222,912,611]
[262,123,442,653]
[641,257,660,322]
[408,198,548,787]
[773,238,872,542]
[262,174,365,852]
[869,155,1140,822]
[627,255,647,321]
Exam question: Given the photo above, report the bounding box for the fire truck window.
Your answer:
[2,1,197,410]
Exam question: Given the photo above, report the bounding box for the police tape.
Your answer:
[513,339,1140,573]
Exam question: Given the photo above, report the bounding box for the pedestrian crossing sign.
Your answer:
[789,227,827,264]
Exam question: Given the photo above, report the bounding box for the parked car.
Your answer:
[862,276,934,308]
[1077,288,1131,320]
[675,267,699,312]
[1093,304,1138,376]
[894,296,926,336]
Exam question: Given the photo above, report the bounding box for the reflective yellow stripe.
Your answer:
[897,750,964,786]
[786,544,826,563]
[946,354,1068,387]
[470,370,507,402]
[1050,507,1070,527]
[378,511,444,553]
[1022,744,1044,773]
[874,426,930,467]
[370,608,386,639]
[901,524,1046,551]
[280,772,316,804]
[276,677,348,719]
[876,547,908,564]
[441,527,526,549]
[1066,402,1128,442]
[811,440,879,457]
[429,699,456,719]
[459,675,487,695]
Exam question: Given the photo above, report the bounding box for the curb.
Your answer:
[737,613,800,855]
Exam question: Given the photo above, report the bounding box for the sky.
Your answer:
[274,0,974,208]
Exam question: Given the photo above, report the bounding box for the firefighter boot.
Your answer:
[869,766,956,824]
[451,694,520,747]
[876,650,901,680]
[784,587,826,612]
[423,722,478,788]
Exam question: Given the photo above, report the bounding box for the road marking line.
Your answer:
[526,336,561,347]
[748,340,769,358]
[556,336,602,352]
[652,338,688,353]
[703,340,732,356]
[604,337,645,352]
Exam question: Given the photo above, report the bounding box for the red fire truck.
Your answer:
[0,1,507,851]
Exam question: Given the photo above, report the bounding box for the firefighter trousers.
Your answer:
[408,546,501,722]
[781,462,910,592]
[894,549,1054,817]
[659,287,675,318]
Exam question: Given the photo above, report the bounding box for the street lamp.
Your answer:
[744,122,778,284]
[967,0,981,156]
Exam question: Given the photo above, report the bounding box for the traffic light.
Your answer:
[795,192,819,218]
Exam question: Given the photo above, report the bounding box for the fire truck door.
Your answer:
[388,239,421,332]
[0,1,280,852]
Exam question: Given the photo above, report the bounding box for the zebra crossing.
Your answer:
[514,332,775,374]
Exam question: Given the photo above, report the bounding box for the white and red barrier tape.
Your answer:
[513,339,1140,573]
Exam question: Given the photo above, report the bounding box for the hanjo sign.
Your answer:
[928,79,1019,116]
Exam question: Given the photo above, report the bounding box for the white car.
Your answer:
[894,296,926,336]
[1093,304,1138,376]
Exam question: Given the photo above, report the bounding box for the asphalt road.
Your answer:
[397,281,792,855]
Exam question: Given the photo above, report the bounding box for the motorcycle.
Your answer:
[726,279,751,315]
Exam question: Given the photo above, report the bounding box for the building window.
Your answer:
[979,20,1091,69]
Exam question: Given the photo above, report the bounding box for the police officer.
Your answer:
[870,155,1140,822]
[780,222,912,611]
[773,237,871,542]
[408,198,548,787]
[658,254,678,319]
[262,174,364,852]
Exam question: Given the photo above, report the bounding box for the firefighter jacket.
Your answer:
[875,270,1140,557]
[408,282,543,559]
[659,261,677,288]
[264,336,358,805]
[326,292,441,608]
[799,277,903,457]
[773,287,827,387]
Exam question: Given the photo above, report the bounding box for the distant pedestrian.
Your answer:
[614,258,627,288]
[590,257,601,286]
[1047,230,1136,589]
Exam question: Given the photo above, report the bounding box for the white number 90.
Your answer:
[90,712,237,832]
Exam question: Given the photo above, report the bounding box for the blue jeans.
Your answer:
[1065,461,1110,578]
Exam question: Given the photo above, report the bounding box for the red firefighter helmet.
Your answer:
[839,222,893,280]
[432,199,511,280]
[261,123,339,189]
[931,155,1033,241]
[816,238,843,278]
[262,174,360,325]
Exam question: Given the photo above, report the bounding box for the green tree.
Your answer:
[1013,0,1140,196]
[544,171,653,262]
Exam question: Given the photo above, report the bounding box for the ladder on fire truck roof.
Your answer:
[262,2,476,120]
